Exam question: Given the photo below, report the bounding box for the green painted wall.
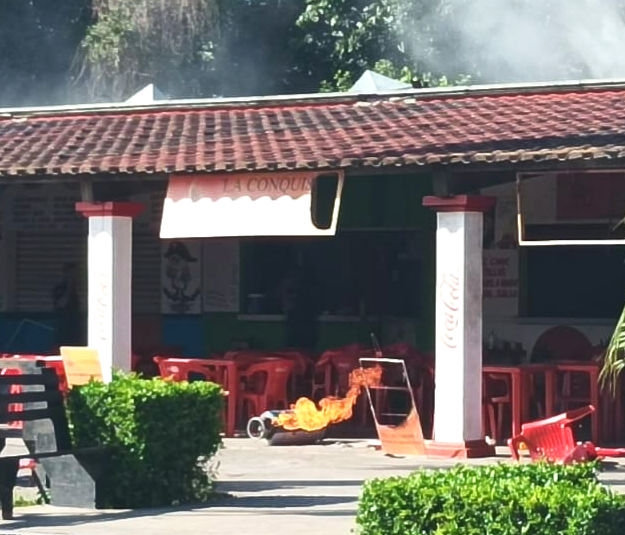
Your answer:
[202,173,436,355]
[203,314,372,354]
[339,174,434,229]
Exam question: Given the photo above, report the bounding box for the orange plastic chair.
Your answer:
[508,405,625,463]
[238,358,295,421]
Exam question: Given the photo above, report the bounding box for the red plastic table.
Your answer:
[483,363,557,439]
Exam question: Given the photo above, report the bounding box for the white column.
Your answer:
[76,202,143,382]
[423,195,495,457]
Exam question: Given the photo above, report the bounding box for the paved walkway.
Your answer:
[3,438,625,534]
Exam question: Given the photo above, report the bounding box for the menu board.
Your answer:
[483,249,519,317]
[203,239,240,312]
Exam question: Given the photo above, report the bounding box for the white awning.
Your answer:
[160,171,344,238]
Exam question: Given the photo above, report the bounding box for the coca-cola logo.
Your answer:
[440,272,460,349]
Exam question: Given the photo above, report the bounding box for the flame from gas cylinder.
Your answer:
[273,365,383,432]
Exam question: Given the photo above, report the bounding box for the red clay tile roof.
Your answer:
[2,85,625,176]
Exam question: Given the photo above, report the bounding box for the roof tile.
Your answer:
[2,87,625,176]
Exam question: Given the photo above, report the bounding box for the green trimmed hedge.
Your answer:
[356,462,625,535]
[67,372,223,508]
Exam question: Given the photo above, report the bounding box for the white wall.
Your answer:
[484,317,614,362]
[481,173,618,360]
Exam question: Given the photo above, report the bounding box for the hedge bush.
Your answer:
[356,462,625,535]
[67,372,223,508]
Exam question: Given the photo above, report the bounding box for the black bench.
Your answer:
[0,360,106,520]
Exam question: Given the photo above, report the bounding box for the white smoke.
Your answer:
[411,0,625,83]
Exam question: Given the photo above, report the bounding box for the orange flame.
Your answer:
[274,365,383,431]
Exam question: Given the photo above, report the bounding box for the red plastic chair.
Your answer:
[225,350,311,399]
[238,358,295,421]
[531,326,596,416]
[388,347,434,438]
[419,354,435,437]
[1,355,68,432]
[312,344,365,399]
[483,372,511,444]
[4,355,68,393]
[508,405,625,464]
[0,368,24,429]
[153,356,223,383]
[154,356,237,435]
[362,345,433,432]
[265,350,314,400]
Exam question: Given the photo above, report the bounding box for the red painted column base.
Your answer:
[75,201,144,219]
[422,195,496,213]
[424,439,496,459]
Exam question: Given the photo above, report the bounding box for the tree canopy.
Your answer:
[76,0,221,101]
[2,0,625,105]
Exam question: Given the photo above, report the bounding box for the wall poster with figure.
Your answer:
[161,240,202,314]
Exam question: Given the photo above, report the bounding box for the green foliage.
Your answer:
[77,0,221,100]
[296,0,472,92]
[356,462,625,535]
[67,372,223,508]
[297,0,411,91]
[600,303,625,395]
[81,6,135,71]
[13,494,45,507]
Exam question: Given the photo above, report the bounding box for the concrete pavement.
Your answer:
[3,437,625,534]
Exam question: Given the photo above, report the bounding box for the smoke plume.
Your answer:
[411,0,625,83]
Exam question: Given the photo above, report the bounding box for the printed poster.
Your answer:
[161,240,202,314]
